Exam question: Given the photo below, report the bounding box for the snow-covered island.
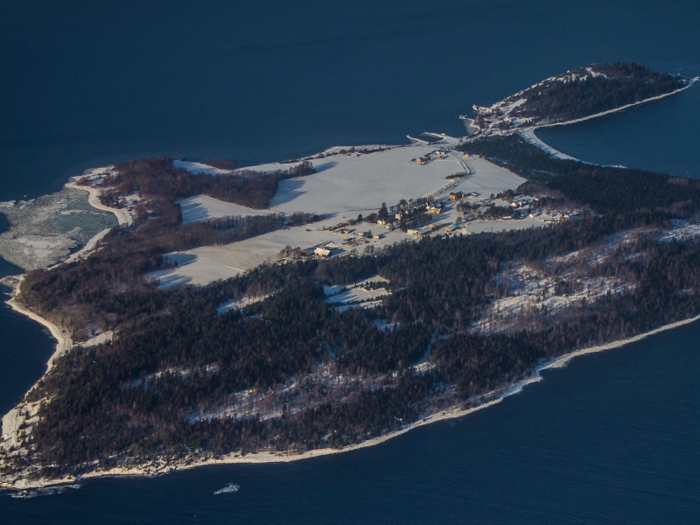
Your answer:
[2,63,700,492]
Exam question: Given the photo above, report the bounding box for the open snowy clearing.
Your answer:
[326,287,390,305]
[149,212,418,287]
[465,217,545,234]
[235,160,305,174]
[176,152,525,225]
[267,146,467,216]
[447,157,526,197]
[178,195,275,224]
[150,154,528,288]
[217,294,273,314]
[173,160,233,175]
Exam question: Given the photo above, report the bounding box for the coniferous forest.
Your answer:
[504,62,688,124]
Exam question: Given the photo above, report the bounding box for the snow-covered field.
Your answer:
[448,157,524,197]
[465,217,544,234]
[150,149,529,288]
[268,146,469,216]
[176,146,527,224]
[178,195,275,224]
[173,160,233,175]
[326,286,390,305]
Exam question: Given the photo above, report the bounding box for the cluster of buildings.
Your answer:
[509,196,538,208]
[413,149,449,165]
[298,189,582,263]
[448,191,479,201]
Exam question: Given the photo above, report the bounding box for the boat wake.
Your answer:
[214,483,240,495]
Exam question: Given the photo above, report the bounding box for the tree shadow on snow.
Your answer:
[271,178,307,207]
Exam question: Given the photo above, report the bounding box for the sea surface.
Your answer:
[537,81,700,177]
[1,0,700,522]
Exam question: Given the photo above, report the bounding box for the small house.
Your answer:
[314,247,332,257]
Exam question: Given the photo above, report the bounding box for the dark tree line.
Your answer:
[506,62,687,123]
[98,156,279,209]
[97,156,316,210]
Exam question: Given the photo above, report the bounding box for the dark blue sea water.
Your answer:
[537,81,700,178]
[1,0,700,522]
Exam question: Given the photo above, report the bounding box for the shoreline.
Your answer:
[1,280,73,455]
[517,128,581,162]
[534,77,698,131]
[65,179,133,227]
[515,78,698,161]
[0,178,128,459]
[5,280,72,376]
[4,310,700,491]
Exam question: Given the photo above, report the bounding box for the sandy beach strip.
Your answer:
[65,181,132,226]
[63,227,112,264]
[5,282,72,374]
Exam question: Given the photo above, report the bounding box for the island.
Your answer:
[2,62,699,492]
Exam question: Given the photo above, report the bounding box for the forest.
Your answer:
[96,157,315,210]
[504,62,687,123]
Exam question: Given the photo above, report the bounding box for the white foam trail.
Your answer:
[214,483,240,495]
